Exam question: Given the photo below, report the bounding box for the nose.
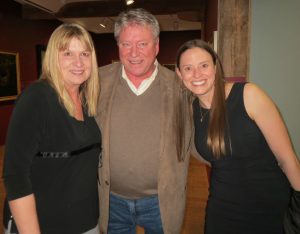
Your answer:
[73,55,84,67]
[194,67,202,77]
[129,45,139,57]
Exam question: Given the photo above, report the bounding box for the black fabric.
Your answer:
[193,82,291,234]
[284,190,300,234]
[3,81,101,234]
[36,142,101,158]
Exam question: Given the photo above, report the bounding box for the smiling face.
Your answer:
[176,47,216,105]
[58,37,92,91]
[118,24,159,81]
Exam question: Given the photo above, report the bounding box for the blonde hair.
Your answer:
[176,39,227,158]
[41,23,100,117]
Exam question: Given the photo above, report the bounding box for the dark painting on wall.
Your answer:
[0,51,21,101]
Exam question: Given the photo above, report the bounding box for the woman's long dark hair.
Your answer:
[176,39,227,158]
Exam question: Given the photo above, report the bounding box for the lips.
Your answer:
[70,70,84,75]
[192,80,206,86]
[129,59,143,64]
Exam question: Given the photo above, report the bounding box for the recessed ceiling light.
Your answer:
[126,0,134,5]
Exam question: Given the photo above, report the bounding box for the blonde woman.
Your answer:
[3,23,101,234]
[176,39,300,234]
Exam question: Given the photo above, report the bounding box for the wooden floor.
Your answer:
[0,145,209,233]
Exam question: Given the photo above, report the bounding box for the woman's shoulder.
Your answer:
[243,82,266,97]
[23,79,50,92]
[16,80,54,105]
[243,82,275,119]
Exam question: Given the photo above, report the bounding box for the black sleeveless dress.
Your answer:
[193,82,291,234]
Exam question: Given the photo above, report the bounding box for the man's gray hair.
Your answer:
[114,8,160,42]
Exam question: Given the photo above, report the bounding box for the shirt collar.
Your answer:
[121,60,158,96]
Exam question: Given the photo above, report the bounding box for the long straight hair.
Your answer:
[176,39,227,158]
[41,23,100,117]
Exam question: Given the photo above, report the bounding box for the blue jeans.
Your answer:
[108,193,164,234]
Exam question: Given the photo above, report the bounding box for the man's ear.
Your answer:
[155,38,159,56]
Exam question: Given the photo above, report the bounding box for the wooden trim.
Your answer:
[218,0,250,78]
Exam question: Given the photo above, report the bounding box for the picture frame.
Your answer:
[0,51,21,101]
[36,44,46,78]
[163,64,176,71]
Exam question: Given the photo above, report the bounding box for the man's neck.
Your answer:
[127,76,146,88]
[125,66,156,88]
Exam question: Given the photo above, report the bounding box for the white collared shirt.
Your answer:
[122,60,158,96]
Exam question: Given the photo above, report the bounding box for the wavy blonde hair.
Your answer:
[41,23,100,117]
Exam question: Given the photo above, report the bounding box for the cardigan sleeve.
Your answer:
[3,83,47,201]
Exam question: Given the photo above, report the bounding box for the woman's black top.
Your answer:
[193,82,291,234]
[3,81,101,234]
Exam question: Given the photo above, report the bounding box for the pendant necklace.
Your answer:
[200,106,209,122]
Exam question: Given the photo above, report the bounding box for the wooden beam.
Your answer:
[217,0,250,79]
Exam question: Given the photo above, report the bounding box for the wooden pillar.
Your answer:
[217,0,250,80]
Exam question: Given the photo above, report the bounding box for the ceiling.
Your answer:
[14,0,206,34]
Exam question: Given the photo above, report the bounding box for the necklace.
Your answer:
[199,106,209,122]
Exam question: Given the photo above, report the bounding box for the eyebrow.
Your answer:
[182,60,210,66]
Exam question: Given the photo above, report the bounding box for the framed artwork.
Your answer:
[36,44,46,78]
[0,51,21,101]
[163,64,176,71]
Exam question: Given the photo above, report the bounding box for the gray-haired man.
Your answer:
[96,8,193,234]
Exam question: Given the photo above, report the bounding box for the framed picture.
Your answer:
[163,64,176,71]
[0,51,21,101]
[36,44,46,78]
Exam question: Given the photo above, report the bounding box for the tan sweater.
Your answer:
[109,76,161,199]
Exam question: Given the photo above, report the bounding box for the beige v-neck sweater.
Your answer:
[109,76,161,199]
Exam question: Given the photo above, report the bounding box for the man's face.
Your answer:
[118,24,159,81]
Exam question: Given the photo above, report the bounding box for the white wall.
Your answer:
[249,0,300,156]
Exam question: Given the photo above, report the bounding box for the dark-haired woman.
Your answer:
[176,39,300,234]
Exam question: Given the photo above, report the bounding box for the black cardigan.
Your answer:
[3,81,101,233]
